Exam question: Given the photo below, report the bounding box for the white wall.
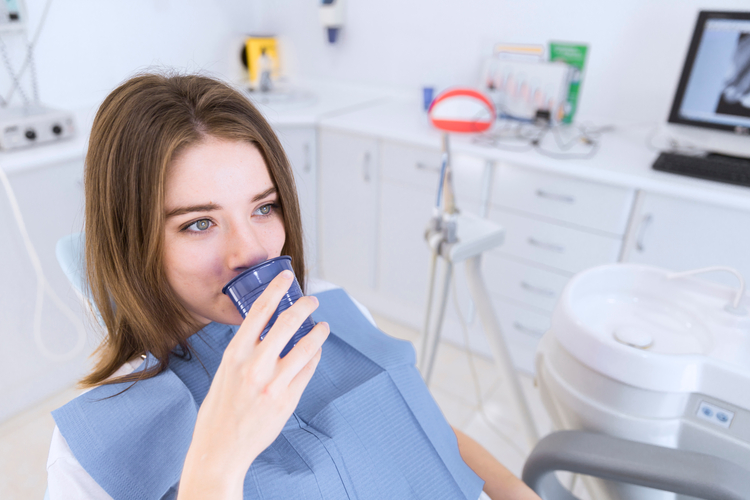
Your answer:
[2,0,262,110]
[259,0,750,124]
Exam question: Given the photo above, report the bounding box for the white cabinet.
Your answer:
[318,129,379,294]
[484,167,635,372]
[0,158,94,422]
[275,126,318,277]
[622,192,750,288]
[492,163,635,235]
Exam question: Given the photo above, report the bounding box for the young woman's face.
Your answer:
[163,136,286,326]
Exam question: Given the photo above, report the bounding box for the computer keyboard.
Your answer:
[652,152,750,188]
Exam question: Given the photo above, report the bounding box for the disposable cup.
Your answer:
[222,256,315,357]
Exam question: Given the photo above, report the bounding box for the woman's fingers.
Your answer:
[275,321,330,387]
[231,270,295,353]
[258,295,320,358]
[287,347,323,400]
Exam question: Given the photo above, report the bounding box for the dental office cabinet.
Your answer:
[316,97,750,374]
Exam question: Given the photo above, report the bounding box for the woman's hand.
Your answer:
[178,270,330,500]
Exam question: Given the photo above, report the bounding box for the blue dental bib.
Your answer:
[52,289,483,500]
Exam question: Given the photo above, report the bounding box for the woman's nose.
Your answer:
[226,224,269,272]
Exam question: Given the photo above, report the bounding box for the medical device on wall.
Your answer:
[0,105,74,150]
[661,11,750,159]
[0,0,85,362]
[534,263,750,499]
[0,0,74,150]
[320,0,344,44]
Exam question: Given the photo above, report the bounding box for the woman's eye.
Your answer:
[255,204,275,216]
[186,219,212,232]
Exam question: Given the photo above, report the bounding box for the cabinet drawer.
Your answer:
[483,255,571,312]
[381,140,443,189]
[493,298,551,373]
[490,208,622,274]
[380,140,485,207]
[492,163,635,235]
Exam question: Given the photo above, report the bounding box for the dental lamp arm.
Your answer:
[522,430,750,500]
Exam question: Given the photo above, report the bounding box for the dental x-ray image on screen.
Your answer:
[670,13,750,131]
[716,32,750,119]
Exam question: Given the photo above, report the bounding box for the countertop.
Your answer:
[319,97,750,212]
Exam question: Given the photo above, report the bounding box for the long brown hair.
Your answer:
[81,72,305,387]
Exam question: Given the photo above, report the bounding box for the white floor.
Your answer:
[0,313,590,499]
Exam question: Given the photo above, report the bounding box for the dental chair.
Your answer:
[55,235,750,500]
[523,264,750,500]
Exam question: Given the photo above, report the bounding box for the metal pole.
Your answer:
[422,259,453,386]
[464,254,538,447]
[419,249,439,372]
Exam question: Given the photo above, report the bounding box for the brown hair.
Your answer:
[81,72,305,387]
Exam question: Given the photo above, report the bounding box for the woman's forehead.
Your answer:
[164,137,274,208]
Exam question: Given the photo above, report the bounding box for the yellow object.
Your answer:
[245,36,279,87]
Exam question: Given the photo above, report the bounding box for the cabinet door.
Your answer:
[318,129,379,293]
[378,180,433,325]
[623,192,750,288]
[275,126,318,277]
[0,158,93,422]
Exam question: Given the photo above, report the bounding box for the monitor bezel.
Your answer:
[668,10,750,134]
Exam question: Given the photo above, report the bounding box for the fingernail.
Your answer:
[281,270,293,279]
[310,296,319,306]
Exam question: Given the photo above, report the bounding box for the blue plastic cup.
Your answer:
[222,256,316,357]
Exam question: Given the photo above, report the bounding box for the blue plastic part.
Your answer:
[423,87,435,112]
[222,256,315,357]
[327,27,339,44]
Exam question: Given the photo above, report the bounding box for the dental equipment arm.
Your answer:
[522,430,750,500]
[419,132,538,449]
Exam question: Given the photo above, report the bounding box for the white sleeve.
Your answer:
[47,359,143,500]
[47,426,114,500]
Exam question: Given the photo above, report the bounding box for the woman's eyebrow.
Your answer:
[252,187,277,202]
[166,203,221,218]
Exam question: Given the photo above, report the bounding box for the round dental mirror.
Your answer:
[428,88,495,133]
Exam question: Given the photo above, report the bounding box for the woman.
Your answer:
[47,73,540,500]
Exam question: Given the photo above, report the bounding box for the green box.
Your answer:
[549,42,588,124]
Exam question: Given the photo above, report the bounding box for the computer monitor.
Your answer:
[666,11,750,158]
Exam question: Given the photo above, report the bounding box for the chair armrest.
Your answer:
[522,430,750,500]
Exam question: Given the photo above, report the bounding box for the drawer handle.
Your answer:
[520,281,556,297]
[362,151,371,182]
[636,214,652,252]
[416,162,442,173]
[303,143,312,173]
[513,321,547,338]
[527,237,565,253]
[536,189,575,204]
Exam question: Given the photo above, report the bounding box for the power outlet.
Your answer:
[696,401,734,429]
